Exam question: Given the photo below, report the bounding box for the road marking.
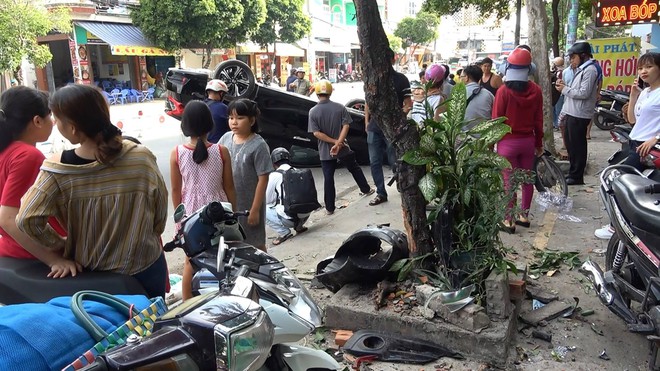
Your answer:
[533,209,558,250]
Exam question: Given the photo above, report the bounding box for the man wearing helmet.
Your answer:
[555,41,601,185]
[265,148,310,245]
[289,69,313,96]
[205,79,229,143]
[308,80,374,215]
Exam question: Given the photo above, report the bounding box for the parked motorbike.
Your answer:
[581,164,660,369]
[594,89,629,130]
[80,202,339,370]
[606,125,660,172]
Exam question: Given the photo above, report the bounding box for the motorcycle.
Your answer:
[79,202,339,370]
[594,89,629,130]
[581,164,660,369]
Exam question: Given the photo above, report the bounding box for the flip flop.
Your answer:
[272,233,293,246]
[295,227,308,234]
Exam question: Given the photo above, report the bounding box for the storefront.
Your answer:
[70,22,173,91]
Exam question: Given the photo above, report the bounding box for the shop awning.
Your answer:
[312,40,351,54]
[75,21,170,56]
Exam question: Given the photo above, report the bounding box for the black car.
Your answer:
[165,60,368,166]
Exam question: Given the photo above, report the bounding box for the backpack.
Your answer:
[276,167,321,215]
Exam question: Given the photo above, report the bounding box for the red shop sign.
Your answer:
[596,0,660,27]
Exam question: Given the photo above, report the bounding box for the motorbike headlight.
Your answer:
[215,309,274,371]
[255,267,324,327]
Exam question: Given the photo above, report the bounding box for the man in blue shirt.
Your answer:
[204,79,229,143]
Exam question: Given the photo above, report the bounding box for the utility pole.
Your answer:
[514,0,522,45]
[566,0,579,51]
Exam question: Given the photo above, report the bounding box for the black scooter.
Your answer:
[581,164,660,369]
[594,89,629,130]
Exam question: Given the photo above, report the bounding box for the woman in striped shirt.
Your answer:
[16,85,169,298]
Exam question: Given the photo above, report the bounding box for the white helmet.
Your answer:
[205,79,228,93]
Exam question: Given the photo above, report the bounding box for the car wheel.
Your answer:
[213,60,256,100]
[345,98,366,112]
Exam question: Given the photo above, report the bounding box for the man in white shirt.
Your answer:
[265,148,310,245]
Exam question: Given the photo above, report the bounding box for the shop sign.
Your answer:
[590,37,641,93]
[111,45,170,56]
[596,0,660,27]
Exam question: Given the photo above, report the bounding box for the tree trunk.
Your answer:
[354,0,433,256]
[202,46,212,69]
[527,0,557,153]
[551,0,560,57]
[12,67,23,86]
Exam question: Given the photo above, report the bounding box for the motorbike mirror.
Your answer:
[217,236,226,278]
[174,204,186,223]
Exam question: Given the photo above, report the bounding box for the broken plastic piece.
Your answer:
[315,226,409,292]
[425,284,475,313]
[532,330,552,342]
[532,299,545,310]
[343,330,463,364]
[599,349,611,360]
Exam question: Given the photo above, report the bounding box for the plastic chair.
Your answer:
[118,89,130,105]
[101,91,116,105]
[102,81,113,93]
[144,88,154,101]
[129,89,142,103]
[109,89,121,105]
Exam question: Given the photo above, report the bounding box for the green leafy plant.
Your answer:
[402,83,513,288]
[530,249,581,275]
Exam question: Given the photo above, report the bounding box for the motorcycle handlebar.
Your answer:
[644,184,660,194]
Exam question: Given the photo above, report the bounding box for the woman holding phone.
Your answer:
[625,52,660,171]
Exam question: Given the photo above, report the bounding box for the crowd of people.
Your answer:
[0,42,657,301]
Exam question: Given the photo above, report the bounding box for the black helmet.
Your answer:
[270,147,290,164]
[567,41,592,56]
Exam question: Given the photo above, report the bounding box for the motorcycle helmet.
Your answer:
[314,80,333,95]
[424,64,446,84]
[315,225,409,293]
[205,79,228,93]
[567,41,592,56]
[507,48,532,67]
[270,147,290,164]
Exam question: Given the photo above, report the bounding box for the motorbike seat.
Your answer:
[612,174,660,234]
[0,258,146,305]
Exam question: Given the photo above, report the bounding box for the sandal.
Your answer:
[272,233,293,246]
[369,195,388,206]
[500,221,516,234]
[515,218,530,228]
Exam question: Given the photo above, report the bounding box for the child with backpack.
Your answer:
[170,100,236,300]
[266,147,321,245]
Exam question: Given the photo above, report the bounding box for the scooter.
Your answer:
[581,164,660,369]
[594,89,629,130]
[81,201,340,370]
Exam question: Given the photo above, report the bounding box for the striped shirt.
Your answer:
[16,141,168,275]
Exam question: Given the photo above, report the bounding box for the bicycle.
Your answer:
[534,149,568,197]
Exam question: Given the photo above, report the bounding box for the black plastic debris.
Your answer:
[342,330,463,364]
[599,349,611,360]
[314,225,409,293]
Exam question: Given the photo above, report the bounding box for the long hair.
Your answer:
[227,99,261,132]
[0,86,49,152]
[505,81,529,92]
[181,100,214,164]
[50,85,122,164]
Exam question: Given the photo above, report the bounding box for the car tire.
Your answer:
[213,59,256,100]
[345,98,366,112]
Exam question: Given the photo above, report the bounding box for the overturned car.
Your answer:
[164,60,368,165]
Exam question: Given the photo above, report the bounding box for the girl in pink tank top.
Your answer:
[170,101,236,300]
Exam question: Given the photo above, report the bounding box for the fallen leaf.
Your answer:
[547,269,557,277]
